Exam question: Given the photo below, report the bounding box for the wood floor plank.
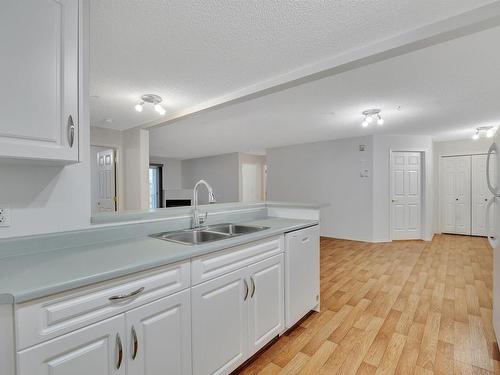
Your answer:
[235,235,497,375]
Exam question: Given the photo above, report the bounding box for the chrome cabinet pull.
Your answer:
[131,326,138,360]
[67,115,75,148]
[115,333,123,369]
[250,277,256,298]
[243,279,249,301]
[109,287,145,301]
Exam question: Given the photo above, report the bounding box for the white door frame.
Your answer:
[389,148,429,241]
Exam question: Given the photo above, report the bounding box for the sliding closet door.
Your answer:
[472,154,495,236]
[441,156,471,235]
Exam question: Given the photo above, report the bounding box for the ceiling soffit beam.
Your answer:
[143,1,500,130]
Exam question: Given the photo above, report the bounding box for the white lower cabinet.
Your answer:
[248,255,284,355]
[191,267,249,375]
[14,236,296,375]
[126,289,191,375]
[17,290,191,375]
[17,314,126,375]
[192,253,284,375]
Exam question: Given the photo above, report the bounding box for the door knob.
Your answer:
[456,198,459,201]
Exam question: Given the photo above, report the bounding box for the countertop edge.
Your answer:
[4,220,319,305]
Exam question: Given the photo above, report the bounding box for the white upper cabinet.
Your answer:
[0,0,79,164]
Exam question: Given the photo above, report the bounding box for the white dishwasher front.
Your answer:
[284,225,320,329]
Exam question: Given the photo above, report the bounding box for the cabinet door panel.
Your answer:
[248,254,284,355]
[17,315,125,375]
[0,0,78,163]
[126,289,191,375]
[192,268,248,375]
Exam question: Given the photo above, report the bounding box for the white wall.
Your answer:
[0,1,91,239]
[149,156,182,190]
[90,126,125,210]
[182,153,240,204]
[433,137,492,233]
[266,136,374,241]
[372,135,433,242]
[123,128,150,210]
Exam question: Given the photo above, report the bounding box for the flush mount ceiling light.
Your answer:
[472,126,498,140]
[134,94,166,115]
[361,109,384,127]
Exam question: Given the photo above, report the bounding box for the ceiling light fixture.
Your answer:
[361,109,384,127]
[134,94,165,115]
[472,126,498,140]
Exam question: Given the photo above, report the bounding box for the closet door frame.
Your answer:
[439,153,487,236]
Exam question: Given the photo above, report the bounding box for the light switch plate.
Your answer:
[0,205,11,227]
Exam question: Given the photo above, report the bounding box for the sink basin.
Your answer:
[153,229,229,245]
[206,224,269,235]
[151,223,270,245]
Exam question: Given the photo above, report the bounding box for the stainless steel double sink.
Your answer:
[151,223,270,245]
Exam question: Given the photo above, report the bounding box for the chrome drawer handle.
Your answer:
[250,277,256,298]
[243,279,249,301]
[131,326,138,360]
[67,115,75,148]
[115,333,123,369]
[109,287,145,301]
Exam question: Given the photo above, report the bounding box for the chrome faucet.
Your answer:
[192,180,216,228]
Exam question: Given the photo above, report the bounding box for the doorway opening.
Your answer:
[149,163,163,208]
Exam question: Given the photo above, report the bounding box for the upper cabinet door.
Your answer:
[17,315,126,375]
[0,0,79,164]
[125,290,192,375]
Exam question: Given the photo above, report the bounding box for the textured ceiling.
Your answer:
[149,25,500,159]
[90,0,495,129]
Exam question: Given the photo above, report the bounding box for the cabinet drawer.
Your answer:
[191,235,283,286]
[15,261,190,350]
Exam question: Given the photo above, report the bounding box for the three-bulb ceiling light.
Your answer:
[134,94,166,115]
[361,109,384,127]
[472,126,497,140]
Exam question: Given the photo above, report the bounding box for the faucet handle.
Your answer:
[199,212,208,226]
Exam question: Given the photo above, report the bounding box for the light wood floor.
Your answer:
[238,234,499,374]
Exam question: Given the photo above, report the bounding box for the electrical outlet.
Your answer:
[0,205,11,227]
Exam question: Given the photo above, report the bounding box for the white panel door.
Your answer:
[472,154,495,236]
[247,254,284,355]
[0,0,79,163]
[191,268,249,375]
[391,152,422,240]
[441,156,471,235]
[126,290,191,375]
[97,149,116,212]
[17,315,125,375]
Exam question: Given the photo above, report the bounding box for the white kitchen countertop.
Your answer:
[0,217,318,304]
